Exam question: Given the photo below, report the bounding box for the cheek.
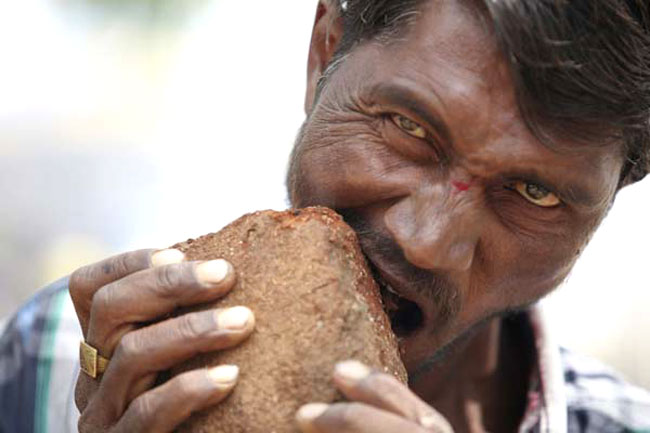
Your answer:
[470,191,604,306]
[293,114,417,208]
[475,221,588,310]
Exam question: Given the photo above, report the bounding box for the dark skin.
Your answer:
[71,1,625,432]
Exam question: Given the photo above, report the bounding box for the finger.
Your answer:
[332,360,452,432]
[87,259,236,356]
[70,248,185,334]
[116,365,239,433]
[105,365,238,433]
[98,306,255,411]
[296,402,433,433]
[75,373,101,414]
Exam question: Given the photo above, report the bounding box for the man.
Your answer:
[2,0,650,432]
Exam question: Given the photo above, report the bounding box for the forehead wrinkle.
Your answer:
[414,0,499,71]
[382,51,504,148]
[402,0,615,164]
[384,2,518,142]
[331,0,624,209]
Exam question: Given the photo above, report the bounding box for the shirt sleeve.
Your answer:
[562,348,650,432]
[0,277,81,433]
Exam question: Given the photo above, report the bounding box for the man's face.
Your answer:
[289,1,622,380]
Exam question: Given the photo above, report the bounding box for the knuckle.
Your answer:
[173,372,200,398]
[75,393,86,414]
[177,312,210,340]
[77,405,105,433]
[90,285,116,319]
[108,253,132,279]
[361,372,401,397]
[131,393,156,421]
[69,265,92,299]
[69,268,83,294]
[153,263,185,296]
[70,250,152,301]
[114,332,141,363]
[330,402,363,427]
[77,413,92,433]
[74,379,90,412]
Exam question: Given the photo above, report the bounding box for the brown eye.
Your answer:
[391,114,427,139]
[514,181,561,207]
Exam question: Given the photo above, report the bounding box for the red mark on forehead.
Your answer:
[451,180,471,192]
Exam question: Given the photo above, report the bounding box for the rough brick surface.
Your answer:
[171,207,406,433]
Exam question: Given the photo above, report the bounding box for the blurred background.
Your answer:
[1,0,648,388]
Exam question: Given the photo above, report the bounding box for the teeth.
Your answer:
[376,273,401,297]
[383,282,400,296]
[364,255,403,298]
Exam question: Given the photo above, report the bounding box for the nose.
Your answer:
[384,183,481,272]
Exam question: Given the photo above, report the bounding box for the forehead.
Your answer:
[334,0,623,204]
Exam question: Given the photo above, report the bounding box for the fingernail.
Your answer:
[217,306,253,330]
[151,249,185,267]
[208,365,239,385]
[334,360,371,385]
[196,259,230,285]
[296,403,329,423]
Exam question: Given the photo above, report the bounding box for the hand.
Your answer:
[69,248,256,433]
[296,360,454,433]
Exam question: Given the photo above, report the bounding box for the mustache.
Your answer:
[337,208,461,328]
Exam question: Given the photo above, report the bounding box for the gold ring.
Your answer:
[79,340,110,379]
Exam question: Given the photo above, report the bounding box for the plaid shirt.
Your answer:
[1,279,649,433]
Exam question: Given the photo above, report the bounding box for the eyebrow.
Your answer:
[367,82,454,145]
[560,183,605,209]
[366,82,607,209]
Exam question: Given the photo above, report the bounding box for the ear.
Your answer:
[305,0,344,115]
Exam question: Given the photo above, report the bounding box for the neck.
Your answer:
[410,315,533,433]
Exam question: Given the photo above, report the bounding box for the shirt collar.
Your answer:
[518,306,568,433]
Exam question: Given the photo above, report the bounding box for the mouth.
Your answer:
[365,258,424,339]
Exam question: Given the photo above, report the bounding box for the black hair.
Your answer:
[331,0,650,184]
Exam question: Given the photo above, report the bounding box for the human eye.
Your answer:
[512,181,561,208]
[390,114,427,139]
